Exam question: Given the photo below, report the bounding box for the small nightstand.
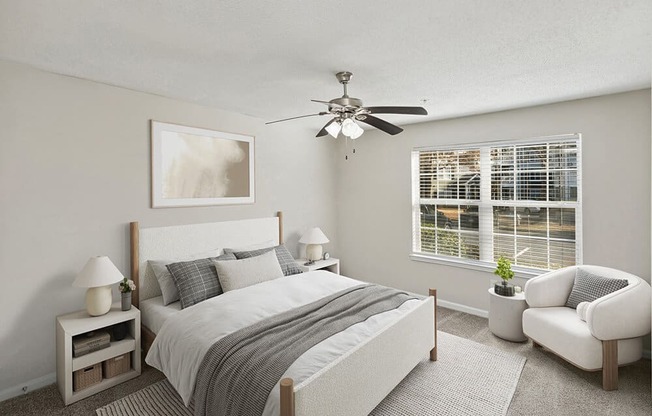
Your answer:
[56,303,141,405]
[296,257,340,274]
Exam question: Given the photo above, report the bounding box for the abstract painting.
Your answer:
[151,121,254,207]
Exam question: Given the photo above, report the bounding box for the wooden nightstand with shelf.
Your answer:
[56,303,141,405]
[296,257,340,274]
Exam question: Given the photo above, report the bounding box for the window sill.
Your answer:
[409,253,545,279]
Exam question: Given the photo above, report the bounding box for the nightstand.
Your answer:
[296,257,340,274]
[56,303,141,405]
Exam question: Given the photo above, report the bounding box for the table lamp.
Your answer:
[73,256,125,316]
[299,227,329,265]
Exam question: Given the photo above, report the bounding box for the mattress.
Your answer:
[140,295,181,334]
[145,271,424,415]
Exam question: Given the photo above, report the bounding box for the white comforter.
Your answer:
[145,271,421,416]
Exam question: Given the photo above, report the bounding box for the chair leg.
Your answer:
[602,340,618,391]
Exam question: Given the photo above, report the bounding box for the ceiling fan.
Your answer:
[266,71,428,139]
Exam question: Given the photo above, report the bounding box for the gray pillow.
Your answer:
[226,244,303,276]
[213,250,284,292]
[565,269,628,309]
[149,260,180,306]
[167,252,236,309]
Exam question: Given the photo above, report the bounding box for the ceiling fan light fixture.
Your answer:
[341,118,357,137]
[325,120,341,138]
[349,122,364,139]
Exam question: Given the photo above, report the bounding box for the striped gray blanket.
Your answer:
[193,284,419,416]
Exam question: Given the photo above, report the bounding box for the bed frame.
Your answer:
[129,211,437,416]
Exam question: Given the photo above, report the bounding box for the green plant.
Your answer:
[494,256,514,284]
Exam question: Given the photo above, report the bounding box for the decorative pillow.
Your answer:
[213,250,284,292]
[148,248,222,305]
[166,252,236,309]
[565,269,628,309]
[228,244,303,276]
[576,301,589,322]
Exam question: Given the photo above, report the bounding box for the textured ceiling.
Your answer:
[0,1,650,128]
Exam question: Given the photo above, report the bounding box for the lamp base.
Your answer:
[85,285,113,316]
[306,244,323,262]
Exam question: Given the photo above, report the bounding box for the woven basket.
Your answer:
[73,363,102,392]
[103,353,131,378]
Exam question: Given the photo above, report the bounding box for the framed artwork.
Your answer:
[151,121,255,207]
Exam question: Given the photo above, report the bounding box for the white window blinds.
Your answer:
[412,134,581,272]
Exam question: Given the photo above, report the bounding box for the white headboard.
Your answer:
[130,212,282,305]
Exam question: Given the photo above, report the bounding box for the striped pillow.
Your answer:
[565,269,628,309]
[167,252,236,309]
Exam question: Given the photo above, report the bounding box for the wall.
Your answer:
[336,90,651,313]
[0,60,338,397]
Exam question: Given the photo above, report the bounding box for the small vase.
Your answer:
[121,292,132,311]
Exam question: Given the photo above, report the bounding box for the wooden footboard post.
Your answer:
[280,378,295,416]
[429,288,437,361]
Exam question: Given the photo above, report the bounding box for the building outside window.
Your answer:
[411,134,581,273]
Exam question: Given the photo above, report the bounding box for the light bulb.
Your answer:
[341,118,357,137]
[350,122,364,139]
[325,120,341,138]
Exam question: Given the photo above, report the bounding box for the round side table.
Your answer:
[488,288,528,342]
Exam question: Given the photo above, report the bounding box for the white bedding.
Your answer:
[139,296,181,334]
[145,271,422,415]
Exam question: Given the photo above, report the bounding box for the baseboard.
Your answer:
[439,299,489,318]
[0,372,56,403]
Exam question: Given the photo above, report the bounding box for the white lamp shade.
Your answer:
[299,227,330,245]
[73,256,125,288]
[341,118,357,137]
[349,122,364,139]
[325,121,341,138]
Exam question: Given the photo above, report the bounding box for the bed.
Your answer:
[129,212,437,416]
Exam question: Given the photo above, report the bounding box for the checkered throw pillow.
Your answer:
[167,252,236,309]
[565,268,628,309]
[227,245,303,276]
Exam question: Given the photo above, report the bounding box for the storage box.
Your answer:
[73,330,111,357]
[73,363,102,392]
[103,353,131,378]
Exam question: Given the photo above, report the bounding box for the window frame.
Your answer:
[410,134,582,278]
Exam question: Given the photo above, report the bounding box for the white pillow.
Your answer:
[576,301,590,322]
[148,248,222,305]
[213,249,284,292]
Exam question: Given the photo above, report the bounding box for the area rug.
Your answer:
[97,331,525,416]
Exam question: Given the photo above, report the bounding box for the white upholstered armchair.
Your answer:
[522,265,651,390]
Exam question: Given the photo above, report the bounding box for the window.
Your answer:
[412,135,581,273]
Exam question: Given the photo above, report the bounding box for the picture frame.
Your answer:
[151,121,255,208]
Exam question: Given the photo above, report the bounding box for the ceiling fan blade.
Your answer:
[311,99,343,107]
[316,119,336,137]
[265,112,326,125]
[365,106,428,115]
[357,115,403,135]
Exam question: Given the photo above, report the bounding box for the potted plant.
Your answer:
[494,256,515,296]
[119,278,136,311]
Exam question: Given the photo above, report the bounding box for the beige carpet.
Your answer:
[96,331,525,416]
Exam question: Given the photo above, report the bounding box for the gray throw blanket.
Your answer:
[193,284,419,416]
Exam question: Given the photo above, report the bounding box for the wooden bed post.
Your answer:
[130,221,140,309]
[277,211,284,244]
[280,378,295,416]
[429,288,437,361]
